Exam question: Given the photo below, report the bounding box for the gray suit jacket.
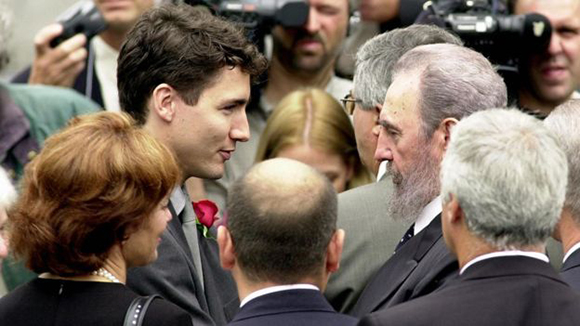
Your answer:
[324,178,408,313]
[127,201,239,326]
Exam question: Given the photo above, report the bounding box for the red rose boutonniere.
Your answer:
[193,200,218,238]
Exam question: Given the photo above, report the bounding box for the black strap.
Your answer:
[123,294,161,326]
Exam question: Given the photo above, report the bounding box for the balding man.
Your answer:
[219,158,357,326]
[359,108,580,326]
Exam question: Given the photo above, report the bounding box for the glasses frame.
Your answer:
[340,93,362,115]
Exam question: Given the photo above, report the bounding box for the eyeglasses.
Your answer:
[340,93,362,115]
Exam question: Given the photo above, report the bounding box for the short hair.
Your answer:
[544,99,580,223]
[0,167,16,209]
[9,112,180,276]
[441,108,568,249]
[227,158,338,284]
[118,4,268,125]
[392,43,508,138]
[353,25,462,111]
[255,88,373,190]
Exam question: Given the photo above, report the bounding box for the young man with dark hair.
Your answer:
[118,4,267,325]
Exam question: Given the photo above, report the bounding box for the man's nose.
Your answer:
[374,128,393,162]
[230,111,250,143]
[304,7,321,34]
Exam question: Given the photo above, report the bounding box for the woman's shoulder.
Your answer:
[143,297,193,326]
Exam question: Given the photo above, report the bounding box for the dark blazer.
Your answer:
[350,215,458,317]
[358,256,580,326]
[228,289,358,326]
[325,179,408,313]
[127,201,239,326]
[561,246,580,291]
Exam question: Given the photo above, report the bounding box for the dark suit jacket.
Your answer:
[228,289,358,326]
[358,256,580,326]
[325,179,408,313]
[350,215,458,317]
[561,246,580,291]
[127,201,239,326]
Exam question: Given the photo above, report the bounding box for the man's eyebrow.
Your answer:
[379,118,401,133]
[221,98,248,107]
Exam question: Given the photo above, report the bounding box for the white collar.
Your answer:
[170,186,186,215]
[460,250,549,274]
[563,241,580,264]
[414,195,442,236]
[376,161,387,181]
[240,284,319,308]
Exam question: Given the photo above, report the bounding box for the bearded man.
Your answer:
[350,43,507,316]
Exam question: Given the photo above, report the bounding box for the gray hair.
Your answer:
[441,108,568,250]
[0,167,16,209]
[544,99,580,223]
[392,43,508,138]
[353,25,462,111]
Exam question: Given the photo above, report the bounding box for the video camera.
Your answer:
[418,0,552,75]
[184,0,309,50]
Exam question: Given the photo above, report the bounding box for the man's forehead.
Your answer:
[309,0,349,10]
[515,0,580,14]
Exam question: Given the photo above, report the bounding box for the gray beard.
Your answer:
[387,152,441,224]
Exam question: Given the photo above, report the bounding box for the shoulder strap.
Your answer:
[123,294,161,326]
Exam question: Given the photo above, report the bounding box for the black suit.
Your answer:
[127,201,239,326]
[561,246,580,291]
[350,215,458,317]
[228,289,357,326]
[358,256,580,326]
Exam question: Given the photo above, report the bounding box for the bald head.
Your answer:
[227,158,338,284]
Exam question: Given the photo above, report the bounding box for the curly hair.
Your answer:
[9,112,180,276]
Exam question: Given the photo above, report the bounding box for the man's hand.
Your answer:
[359,0,400,23]
[28,23,88,88]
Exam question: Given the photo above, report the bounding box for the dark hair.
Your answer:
[227,162,337,284]
[118,4,268,125]
[9,112,180,276]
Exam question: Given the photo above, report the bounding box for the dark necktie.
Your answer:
[395,223,415,252]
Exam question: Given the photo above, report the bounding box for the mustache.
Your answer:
[292,29,325,45]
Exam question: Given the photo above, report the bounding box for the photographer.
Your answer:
[512,0,580,117]
[11,0,160,111]
[417,0,580,117]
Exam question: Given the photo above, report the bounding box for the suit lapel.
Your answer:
[198,228,240,323]
[166,201,211,313]
[353,214,443,316]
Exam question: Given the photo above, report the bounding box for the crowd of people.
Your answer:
[1,0,580,325]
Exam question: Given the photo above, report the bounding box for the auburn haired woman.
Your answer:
[0,112,192,326]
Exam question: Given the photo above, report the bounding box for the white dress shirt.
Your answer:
[414,196,442,236]
[563,241,580,264]
[92,36,120,112]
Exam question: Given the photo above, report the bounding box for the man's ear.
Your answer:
[151,83,178,123]
[326,229,345,274]
[441,117,458,151]
[445,194,465,226]
[217,226,236,270]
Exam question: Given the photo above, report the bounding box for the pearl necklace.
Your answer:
[92,268,121,283]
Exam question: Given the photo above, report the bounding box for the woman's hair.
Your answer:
[255,88,372,190]
[9,112,180,276]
